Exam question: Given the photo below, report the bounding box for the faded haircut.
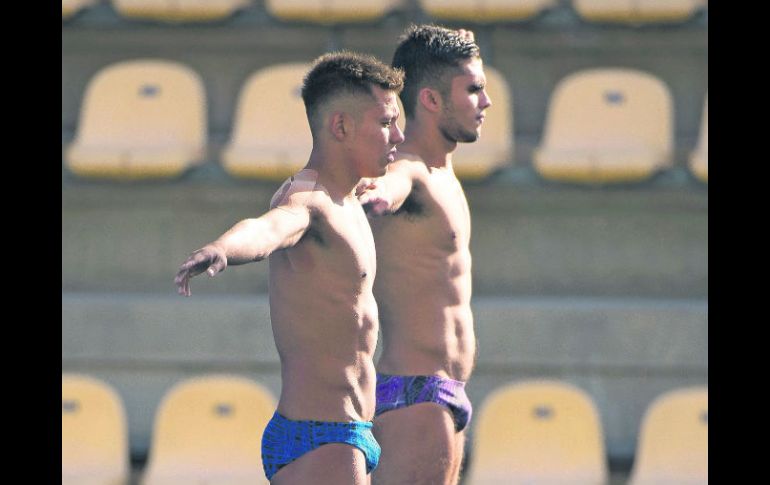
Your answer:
[392,24,480,118]
[302,51,404,133]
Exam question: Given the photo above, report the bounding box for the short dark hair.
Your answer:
[392,24,480,118]
[302,51,404,132]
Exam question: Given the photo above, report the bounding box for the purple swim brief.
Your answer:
[375,373,472,432]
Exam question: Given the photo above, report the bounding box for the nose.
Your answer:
[391,123,405,145]
[481,89,492,110]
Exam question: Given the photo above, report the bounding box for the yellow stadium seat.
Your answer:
[465,380,608,485]
[573,0,706,24]
[265,0,403,23]
[533,68,673,184]
[689,96,707,183]
[419,0,556,23]
[111,0,252,22]
[65,59,206,180]
[452,65,514,180]
[63,0,98,20]
[62,374,129,485]
[222,63,312,180]
[141,375,276,485]
[628,387,708,485]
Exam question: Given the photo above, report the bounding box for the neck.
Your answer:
[400,117,456,169]
[305,146,358,200]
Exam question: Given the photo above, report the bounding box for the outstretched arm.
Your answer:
[174,200,311,297]
[357,160,416,216]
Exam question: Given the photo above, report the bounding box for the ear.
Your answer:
[418,87,442,114]
[330,111,349,141]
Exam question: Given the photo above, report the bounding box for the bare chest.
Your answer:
[382,176,469,256]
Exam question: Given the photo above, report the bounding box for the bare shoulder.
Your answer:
[270,168,330,213]
[390,152,430,184]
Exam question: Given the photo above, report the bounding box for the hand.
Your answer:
[174,245,227,297]
[356,179,391,216]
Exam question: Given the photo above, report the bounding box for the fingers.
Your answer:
[358,191,373,205]
[206,259,227,277]
[356,179,377,196]
[174,246,226,297]
[174,251,210,297]
[175,271,191,297]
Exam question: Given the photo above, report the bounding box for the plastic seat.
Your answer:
[222,63,312,180]
[452,65,514,180]
[265,0,403,23]
[111,0,252,22]
[465,380,608,485]
[689,96,707,183]
[419,0,556,23]
[65,59,206,180]
[533,68,673,184]
[62,373,129,485]
[573,0,707,24]
[628,387,708,485]
[142,374,276,485]
[63,0,99,20]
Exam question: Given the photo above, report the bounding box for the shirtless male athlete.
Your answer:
[357,25,492,485]
[174,52,404,484]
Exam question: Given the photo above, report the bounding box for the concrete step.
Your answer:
[63,291,707,461]
[63,183,708,297]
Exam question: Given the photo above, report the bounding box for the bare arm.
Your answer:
[357,160,416,216]
[174,195,312,296]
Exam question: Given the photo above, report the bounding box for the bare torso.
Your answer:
[268,170,379,423]
[368,157,476,381]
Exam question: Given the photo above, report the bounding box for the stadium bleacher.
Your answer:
[62,1,707,483]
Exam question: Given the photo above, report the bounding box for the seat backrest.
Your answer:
[63,0,98,19]
[694,95,708,158]
[144,374,276,476]
[73,59,206,150]
[419,0,556,22]
[62,373,129,481]
[112,0,252,21]
[265,0,403,23]
[573,0,706,23]
[634,0,707,21]
[227,62,312,153]
[467,379,607,484]
[541,68,672,154]
[628,386,708,485]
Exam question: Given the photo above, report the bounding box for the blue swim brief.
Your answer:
[375,373,473,432]
[261,411,381,480]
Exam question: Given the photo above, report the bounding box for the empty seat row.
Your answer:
[63,0,708,24]
[62,373,275,485]
[63,373,707,485]
[64,59,707,184]
[466,380,708,485]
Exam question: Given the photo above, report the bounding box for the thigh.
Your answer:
[271,443,368,485]
[451,430,467,485]
[372,402,458,485]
